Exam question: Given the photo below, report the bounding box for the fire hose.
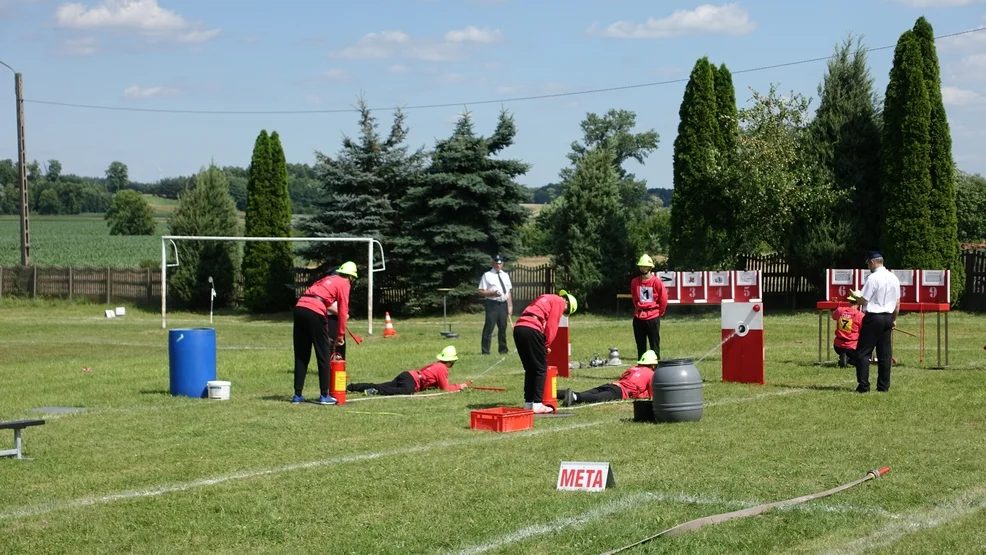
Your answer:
[600,466,890,554]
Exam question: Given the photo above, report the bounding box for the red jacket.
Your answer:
[630,274,668,320]
[515,294,567,347]
[413,362,464,392]
[296,275,351,332]
[833,306,864,349]
[615,366,654,399]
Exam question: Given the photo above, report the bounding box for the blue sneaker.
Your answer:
[315,394,338,405]
[365,388,378,396]
[291,394,304,404]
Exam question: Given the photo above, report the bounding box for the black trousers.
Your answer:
[855,312,894,392]
[633,317,661,359]
[349,371,417,395]
[834,345,858,368]
[482,300,509,354]
[568,383,623,404]
[293,306,331,395]
[326,314,346,360]
[514,325,547,404]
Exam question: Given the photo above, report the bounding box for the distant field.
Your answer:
[0,216,165,267]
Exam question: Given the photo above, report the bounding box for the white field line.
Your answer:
[565,386,812,411]
[450,491,897,555]
[819,487,986,555]
[0,390,796,522]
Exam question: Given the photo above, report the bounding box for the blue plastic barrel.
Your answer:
[168,328,217,398]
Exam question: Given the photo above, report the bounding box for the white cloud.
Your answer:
[937,25,986,53]
[386,64,411,73]
[58,35,99,55]
[123,84,179,99]
[892,0,984,6]
[443,25,502,44]
[330,25,503,61]
[323,68,350,82]
[590,3,757,39]
[493,84,522,94]
[941,85,985,105]
[437,72,465,84]
[55,0,220,44]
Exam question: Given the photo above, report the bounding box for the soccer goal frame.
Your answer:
[160,235,385,333]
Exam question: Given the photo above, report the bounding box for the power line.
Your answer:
[23,26,986,116]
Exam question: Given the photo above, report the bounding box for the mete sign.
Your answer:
[556,461,616,492]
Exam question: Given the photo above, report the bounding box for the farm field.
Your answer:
[1,299,985,553]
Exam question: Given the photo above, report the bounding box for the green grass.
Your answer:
[1,299,985,554]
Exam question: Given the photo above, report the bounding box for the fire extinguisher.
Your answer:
[542,365,558,410]
[330,352,346,405]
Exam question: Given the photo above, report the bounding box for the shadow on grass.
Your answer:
[139,389,170,396]
[769,382,852,393]
[466,403,509,410]
[260,395,291,403]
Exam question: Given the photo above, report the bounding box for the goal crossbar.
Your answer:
[160,235,385,333]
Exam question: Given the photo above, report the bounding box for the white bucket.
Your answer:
[207,380,231,401]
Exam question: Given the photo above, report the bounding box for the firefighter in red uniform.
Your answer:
[348,346,467,396]
[557,350,658,406]
[292,261,357,404]
[513,290,578,414]
[833,293,865,368]
[630,254,668,360]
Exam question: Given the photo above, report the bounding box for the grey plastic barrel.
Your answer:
[652,358,704,423]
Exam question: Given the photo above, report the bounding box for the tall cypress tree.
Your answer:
[913,17,964,301]
[881,31,935,270]
[242,129,295,312]
[714,63,738,153]
[669,57,723,270]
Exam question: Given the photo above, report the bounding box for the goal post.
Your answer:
[160,235,385,333]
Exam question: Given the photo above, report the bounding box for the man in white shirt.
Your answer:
[478,254,513,355]
[850,252,901,393]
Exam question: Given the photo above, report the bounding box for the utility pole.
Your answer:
[15,72,30,266]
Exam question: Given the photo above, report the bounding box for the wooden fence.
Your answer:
[3,250,985,311]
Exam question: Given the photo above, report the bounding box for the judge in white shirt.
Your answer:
[478,254,513,355]
[851,252,901,393]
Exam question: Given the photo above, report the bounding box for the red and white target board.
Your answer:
[706,271,734,303]
[891,269,918,303]
[732,271,762,303]
[657,271,679,303]
[917,270,950,304]
[678,272,707,304]
[825,269,858,301]
[721,302,764,384]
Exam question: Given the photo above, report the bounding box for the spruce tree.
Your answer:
[913,17,964,301]
[394,110,529,313]
[299,97,425,269]
[169,164,241,309]
[669,57,723,270]
[242,129,295,313]
[881,31,935,270]
[806,34,882,261]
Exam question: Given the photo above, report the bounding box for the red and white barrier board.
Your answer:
[547,315,570,378]
[721,302,765,384]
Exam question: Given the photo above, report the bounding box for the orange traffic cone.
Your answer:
[383,312,397,337]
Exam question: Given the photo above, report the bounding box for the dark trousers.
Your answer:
[326,314,346,360]
[834,345,858,368]
[633,317,661,359]
[293,306,331,395]
[514,325,547,403]
[482,300,509,354]
[855,313,894,392]
[569,383,623,404]
[349,371,417,395]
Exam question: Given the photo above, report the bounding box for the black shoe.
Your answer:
[855,386,870,393]
[562,389,576,407]
[499,350,509,354]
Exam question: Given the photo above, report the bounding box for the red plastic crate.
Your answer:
[470,407,534,433]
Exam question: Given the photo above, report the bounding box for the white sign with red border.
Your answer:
[556,462,616,492]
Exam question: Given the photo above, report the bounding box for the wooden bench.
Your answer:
[0,419,45,460]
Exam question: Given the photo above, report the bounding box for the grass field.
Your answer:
[1,298,985,554]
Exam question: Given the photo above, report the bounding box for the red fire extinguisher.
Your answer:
[542,365,558,410]
[330,352,346,405]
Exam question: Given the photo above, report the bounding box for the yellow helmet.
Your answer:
[437,345,458,362]
[337,261,358,278]
[558,289,578,315]
[636,254,654,268]
[638,350,659,365]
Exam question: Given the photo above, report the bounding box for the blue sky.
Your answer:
[1,0,985,189]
